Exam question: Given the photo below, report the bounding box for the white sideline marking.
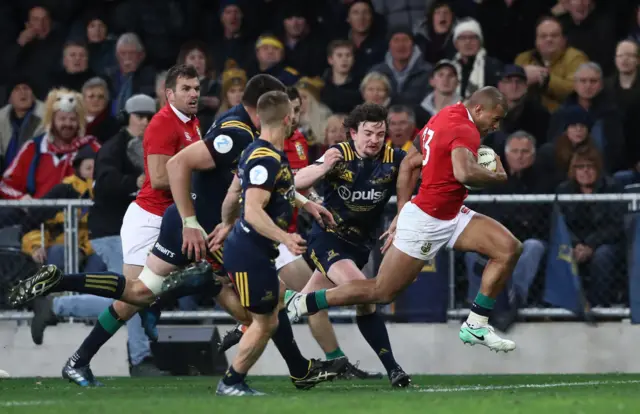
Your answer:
[1,379,638,405]
[417,379,640,393]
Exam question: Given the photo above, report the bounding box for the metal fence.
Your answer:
[0,194,638,321]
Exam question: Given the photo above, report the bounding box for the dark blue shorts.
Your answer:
[223,231,280,315]
[307,229,369,283]
[151,204,224,295]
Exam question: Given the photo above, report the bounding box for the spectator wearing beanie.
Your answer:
[83,10,117,76]
[451,18,503,99]
[215,68,248,119]
[0,78,45,173]
[370,25,432,108]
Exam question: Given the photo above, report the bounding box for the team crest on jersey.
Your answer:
[295,142,306,160]
[184,131,192,141]
[339,169,354,182]
[327,250,340,261]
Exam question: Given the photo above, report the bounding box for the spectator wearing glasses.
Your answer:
[556,146,625,306]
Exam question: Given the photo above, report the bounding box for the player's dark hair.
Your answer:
[257,90,291,126]
[286,86,301,102]
[343,103,388,140]
[242,74,286,108]
[165,64,199,91]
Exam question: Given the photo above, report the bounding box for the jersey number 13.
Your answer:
[421,127,434,166]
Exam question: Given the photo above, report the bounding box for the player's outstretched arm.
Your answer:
[451,147,507,187]
[167,141,216,219]
[245,187,306,255]
[396,145,422,213]
[294,147,343,191]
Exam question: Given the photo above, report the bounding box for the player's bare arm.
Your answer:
[294,192,336,229]
[167,141,216,261]
[147,154,172,190]
[244,187,306,255]
[294,148,343,191]
[451,147,507,188]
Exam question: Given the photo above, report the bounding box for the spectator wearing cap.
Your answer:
[369,26,432,108]
[515,16,588,112]
[54,41,96,93]
[547,62,625,173]
[494,64,550,148]
[5,6,65,99]
[347,0,388,81]
[538,105,596,183]
[209,0,252,74]
[451,18,503,99]
[413,0,457,65]
[177,41,221,132]
[249,34,300,86]
[0,79,45,174]
[371,0,425,30]
[82,77,119,145]
[215,68,248,120]
[320,40,363,114]
[280,3,328,78]
[416,59,461,125]
[89,93,155,272]
[296,77,333,145]
[104,33,157,116]
[558,0,617,76]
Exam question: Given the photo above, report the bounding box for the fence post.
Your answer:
[64,204,71,274]
[448,249,455,314]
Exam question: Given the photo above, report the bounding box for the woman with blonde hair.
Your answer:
[360,72,392,107]
[215,68,248,119]
[296,77,332,145]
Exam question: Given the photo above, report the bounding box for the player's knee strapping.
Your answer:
[138,266,165,295]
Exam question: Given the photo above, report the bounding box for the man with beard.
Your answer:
[0,88,100,200]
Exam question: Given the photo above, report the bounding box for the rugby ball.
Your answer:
[464,146,497,191]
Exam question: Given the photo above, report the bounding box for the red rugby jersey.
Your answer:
[283,129,309,233]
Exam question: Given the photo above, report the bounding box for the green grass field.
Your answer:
[2,374,640,414]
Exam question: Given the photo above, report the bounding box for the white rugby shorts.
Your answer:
[393,202,475,261]
[120,202,163,266]
[275,243,302,271]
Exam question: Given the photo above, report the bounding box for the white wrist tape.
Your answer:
[295,192,309,205]
[138,266,164,295]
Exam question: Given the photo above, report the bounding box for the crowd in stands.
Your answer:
[0,0,639,318]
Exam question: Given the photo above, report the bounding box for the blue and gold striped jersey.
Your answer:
[230,139,295,258]
[195,104,259,232]
[315,141,406,248]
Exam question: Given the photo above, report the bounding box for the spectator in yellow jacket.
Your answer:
[21,146,105,272]
[515,16,588,112]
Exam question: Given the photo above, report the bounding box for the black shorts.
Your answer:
[223,231,280,314]
[151,204,224,296]
[307,229,369,283]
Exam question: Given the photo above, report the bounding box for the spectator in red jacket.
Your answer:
[0,88,101,200]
